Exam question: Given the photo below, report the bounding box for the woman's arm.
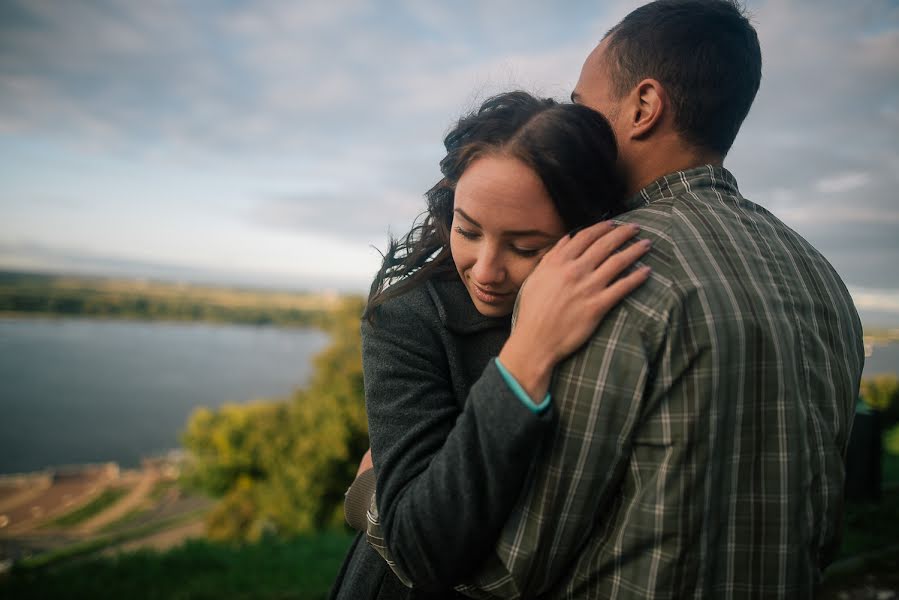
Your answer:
[363,296,552,591]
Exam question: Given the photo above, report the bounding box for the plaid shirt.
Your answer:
[457,165,865,599]
[371,165,865,599]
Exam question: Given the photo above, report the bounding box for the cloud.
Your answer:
[0,239,372,293]
[724,0,899,294]
[850,286,899,314]
[0,0,896,299]
[815,171,872,194]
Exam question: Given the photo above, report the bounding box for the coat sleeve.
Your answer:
[362,292,555,591]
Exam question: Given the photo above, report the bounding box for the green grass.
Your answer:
[149,479,177,501]
[838,487,899,558]
[98,507,150,534]
[1,531,356,600]
[819,448,899,595]
[883,447,899,485]
[21,509,209,570]
[46,487,129,528]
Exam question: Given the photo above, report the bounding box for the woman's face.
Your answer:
[450,154,566,317]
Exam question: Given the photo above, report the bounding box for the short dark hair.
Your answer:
[604,0,762,156]
[365,91,626,320]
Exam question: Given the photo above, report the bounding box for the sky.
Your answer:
[1,0,898,325]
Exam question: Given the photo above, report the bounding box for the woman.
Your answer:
[330,91,650,600]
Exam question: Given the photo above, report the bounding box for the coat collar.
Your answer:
[426,277,512,335]
[623,164,741,211]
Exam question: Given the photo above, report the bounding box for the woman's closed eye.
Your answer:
[454,226,480,240]
[455,225,548,257]
[510,245,542,257]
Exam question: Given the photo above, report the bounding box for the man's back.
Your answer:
[463,165,865,599]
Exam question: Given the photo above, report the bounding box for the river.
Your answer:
[0,317,329,474]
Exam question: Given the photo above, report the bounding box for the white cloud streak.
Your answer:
[815,172,872,194]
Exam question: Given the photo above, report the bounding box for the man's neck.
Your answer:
[624,141,723,198]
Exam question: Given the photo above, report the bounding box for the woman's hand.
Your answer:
[356,448,373,477]
[497,221,651,401]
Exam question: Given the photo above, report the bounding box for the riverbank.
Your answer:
[0,453,212,570]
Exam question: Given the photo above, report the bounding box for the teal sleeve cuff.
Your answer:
[494,358,552,414]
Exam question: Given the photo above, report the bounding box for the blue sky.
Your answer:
[1,0,898,325]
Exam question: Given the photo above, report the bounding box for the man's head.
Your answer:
[573,0,761,193]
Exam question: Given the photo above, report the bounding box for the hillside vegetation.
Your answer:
[180,296,368,541]
[0,270,339,328]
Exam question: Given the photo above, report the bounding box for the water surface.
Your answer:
[0,317,328,474]
[864,341,899,377]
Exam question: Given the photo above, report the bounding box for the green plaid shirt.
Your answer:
[455,165,865,599]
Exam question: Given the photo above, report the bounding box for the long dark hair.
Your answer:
[364,91,626,321]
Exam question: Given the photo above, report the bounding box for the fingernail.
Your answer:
[640,239,652,248]
[641,266,652,275]
[630,224,641,232]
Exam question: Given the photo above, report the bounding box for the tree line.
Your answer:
[0,271,333,328]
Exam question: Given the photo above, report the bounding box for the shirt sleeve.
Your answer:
[457,306,654,598]
[343,468,375,532]
[362,295,556,591]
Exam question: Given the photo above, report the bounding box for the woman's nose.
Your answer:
[472,245,505,285]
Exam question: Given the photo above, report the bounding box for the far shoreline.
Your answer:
[0,311,323,331]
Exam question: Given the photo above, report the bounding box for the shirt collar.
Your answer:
[623,164,741,211]
[427,277,512,335]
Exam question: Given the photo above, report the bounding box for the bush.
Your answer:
[180,297,368,542]
[860,375,899,428]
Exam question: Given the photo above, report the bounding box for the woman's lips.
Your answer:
[471,282,512,305]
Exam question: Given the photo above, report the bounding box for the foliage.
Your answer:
[0,270,335,328]
[1,532,355,600]
[838,486,899,559]
[181,297,368,542]
[860,375,899,428]
[885,425,899,458]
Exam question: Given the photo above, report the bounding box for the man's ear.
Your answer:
[629,78,666,139]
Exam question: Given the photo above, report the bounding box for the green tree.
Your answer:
[860,375,899,427]
[181,297,368,542]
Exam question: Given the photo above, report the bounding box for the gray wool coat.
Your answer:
[329,275,555,600]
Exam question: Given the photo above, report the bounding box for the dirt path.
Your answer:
[0,479,51,514]
[104,518,206,555]
[3,476,109,535]
[76,468,158,534]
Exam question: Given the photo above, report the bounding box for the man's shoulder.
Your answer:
[613,186,860,340]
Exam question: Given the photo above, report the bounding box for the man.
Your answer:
[349,1,864,598]
[458,1,865,598]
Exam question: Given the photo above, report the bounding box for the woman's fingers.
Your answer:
[592,265,652,314]
[577,222,644,268]
[587,237,652,287]
[560,220,619,259]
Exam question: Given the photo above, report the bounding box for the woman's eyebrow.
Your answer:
[455,209,555,238]
[503,228,555,238]
[454,208,481,228]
